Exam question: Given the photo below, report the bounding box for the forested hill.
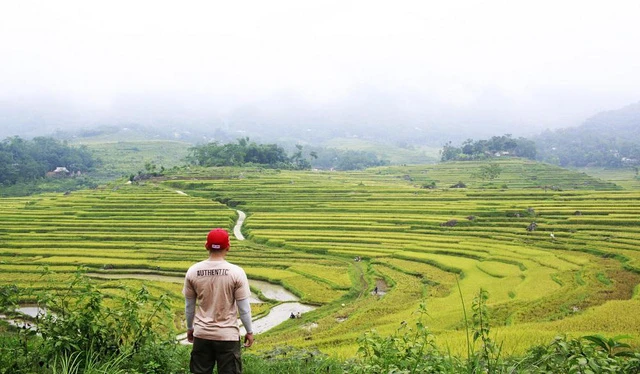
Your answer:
[534,101,640,167]
[0,136,97,186]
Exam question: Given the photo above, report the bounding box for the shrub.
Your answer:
[0,267,186,373]
[351,301,455,373]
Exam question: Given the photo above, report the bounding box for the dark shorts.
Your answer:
[190,337,242,374]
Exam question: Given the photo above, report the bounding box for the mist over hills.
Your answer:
[582,101,640,135]
[1,94,638,167]
[0,85,610,147]
[534,101,640,167]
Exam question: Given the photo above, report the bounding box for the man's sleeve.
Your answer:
[185,296,196,330]
[236,298,253,334]
[234,270,251,301]
[183,272,197,330]
[183,272,196,299]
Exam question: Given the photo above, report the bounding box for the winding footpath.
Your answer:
[176,190,245,241]
[233,210,246,240]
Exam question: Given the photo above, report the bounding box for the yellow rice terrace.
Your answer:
[1,159,639,358]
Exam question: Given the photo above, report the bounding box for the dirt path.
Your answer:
[234,210,246,240]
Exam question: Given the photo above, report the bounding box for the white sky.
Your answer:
[1,0,640,130]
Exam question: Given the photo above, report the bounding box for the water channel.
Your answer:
[0,305,46,330]
[85,272,315,343]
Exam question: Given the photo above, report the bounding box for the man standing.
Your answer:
[183,228,254,374]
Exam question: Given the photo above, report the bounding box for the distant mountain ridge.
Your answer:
[582,101,640,136]
[534,101,640,167]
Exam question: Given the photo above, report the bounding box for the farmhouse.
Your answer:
[46,166,70,178]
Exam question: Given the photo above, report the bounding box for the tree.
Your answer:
[475,163,502,181]
[462,139,474,156]
[290,144,311,170]
[440,135,537,162]
[187,139,301,169]
[440,141,461,161]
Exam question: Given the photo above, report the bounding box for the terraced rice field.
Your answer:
[1,159,639,357]
[165,160,640,355]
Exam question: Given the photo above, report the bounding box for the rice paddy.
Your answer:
[1,159,639,357]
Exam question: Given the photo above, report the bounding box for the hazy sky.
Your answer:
[1,0,640,136]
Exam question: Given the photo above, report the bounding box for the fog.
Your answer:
[1,0,639,144]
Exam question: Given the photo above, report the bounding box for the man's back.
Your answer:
[184,259,251,341]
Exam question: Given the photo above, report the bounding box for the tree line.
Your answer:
[534,128,640,168]
[0,136,97,186]
[187,138,389,171]
[186,138,311,169]
[440,135,537,162]
[440,130,640,169]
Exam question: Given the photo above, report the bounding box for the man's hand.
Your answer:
[187,329,194,343]
[244,332,254,347]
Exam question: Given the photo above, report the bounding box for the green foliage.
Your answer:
[187,137,295,168]
[36,267,176,362]
[582,334,634,357]
[290,144,312,170]
[535,103,640,168]
[441,135,536,161]
[0,176,98,197]
[474,163,502,181]
[421,181,437,189]
[0,136,97,186]
[51,350,129,374]
[187,138,390,171]
[353,301,453,373]
[468,288,502,373]
[306,147,390,170]
[0,267,185,373]
[520,335,640,373]
[188,139,390,171]
[0,284,19,313]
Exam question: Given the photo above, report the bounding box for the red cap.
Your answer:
[205,228,230,250]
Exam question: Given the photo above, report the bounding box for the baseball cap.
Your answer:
[205,228,230,250]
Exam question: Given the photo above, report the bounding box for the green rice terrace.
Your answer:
[1,158,639,359]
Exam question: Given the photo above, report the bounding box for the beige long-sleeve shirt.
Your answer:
[183,259,251,341]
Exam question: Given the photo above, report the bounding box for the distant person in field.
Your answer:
[183,228,254,374]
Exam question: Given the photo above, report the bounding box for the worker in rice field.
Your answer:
[183,228,254,374]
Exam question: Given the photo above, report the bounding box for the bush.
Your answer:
[0,267,187,373]
[351,301,455,373]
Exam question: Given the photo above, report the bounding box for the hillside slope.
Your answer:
[535,101,640,167]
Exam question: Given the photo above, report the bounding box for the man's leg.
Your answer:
[213,340,242,374]
[190,337,216,374]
